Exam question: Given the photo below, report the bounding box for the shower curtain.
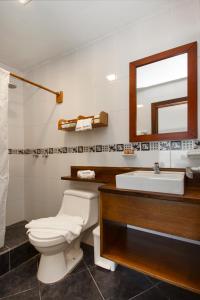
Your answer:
[0,68,9,248]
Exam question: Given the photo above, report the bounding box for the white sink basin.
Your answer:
[116,171,185,195]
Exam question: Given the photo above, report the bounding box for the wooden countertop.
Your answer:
[99,184,200,205]
[63,166,200,205]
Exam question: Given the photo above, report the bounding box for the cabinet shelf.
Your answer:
[58,111,108,131]
[101,221,200,294]
[61,176,109,184]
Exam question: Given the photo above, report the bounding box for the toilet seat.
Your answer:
[28,230,66,247]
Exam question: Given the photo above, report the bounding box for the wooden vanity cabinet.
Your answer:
[100,189,200,294]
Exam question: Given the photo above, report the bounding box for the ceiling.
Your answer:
[0,0,180,71]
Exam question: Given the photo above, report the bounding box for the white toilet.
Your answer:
[27,189,98,284]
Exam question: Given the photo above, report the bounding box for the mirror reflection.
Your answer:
[136,53,188,135]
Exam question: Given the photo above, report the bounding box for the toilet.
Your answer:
[27,189,98,284]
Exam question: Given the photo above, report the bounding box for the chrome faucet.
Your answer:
[153,162,160,174]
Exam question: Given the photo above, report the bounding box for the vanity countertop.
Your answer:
[99,184,200,205]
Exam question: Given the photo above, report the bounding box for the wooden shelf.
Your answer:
[58,111,108,131]
[61,176,109,183]
[101,221,200,294]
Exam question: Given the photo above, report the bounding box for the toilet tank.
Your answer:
[58,189,99,230]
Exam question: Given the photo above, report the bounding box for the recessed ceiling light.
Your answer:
[106,74,117,81]
[137,104,144,108]
[19,0,32,5]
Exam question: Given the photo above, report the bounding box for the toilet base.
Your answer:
[37,246,83,284]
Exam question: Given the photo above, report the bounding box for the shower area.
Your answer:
[0,68,35,276]
[0,68,10,248]
[0,67,63,276]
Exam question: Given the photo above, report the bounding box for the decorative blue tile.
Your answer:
[24,149,31,154]
[78,146,83,153]
[36,149,41,155]
[141,142,150,151]
[131,143,141,151]
[72,147,78,153]
[159,141,170,151]
[102,145,109,152]
[48,148,53,154]
[150,142,159,151]
[67,147,72,153]
[194,140,200,149]
[124,143,132,150]
[171,141,182,150]
[109,144,117,152]
[96,145,102,152]
[182,140,193,150]
[116,144,124,152]
[89,146,95,152]
[18,149,24,154]
[61,147,67,153]
[58,148,63,153]
[83,146,89,152]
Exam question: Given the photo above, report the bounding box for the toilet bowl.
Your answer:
[27,189,98,284]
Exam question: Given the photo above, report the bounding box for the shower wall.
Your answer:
[0,63,25,226]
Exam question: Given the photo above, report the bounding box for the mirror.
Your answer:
[129,42,197,142]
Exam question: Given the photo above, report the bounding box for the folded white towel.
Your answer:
[25,215,84,243]
[77,170,95,179]
[76,118,93,131]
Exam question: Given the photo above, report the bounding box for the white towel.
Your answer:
[25,215,84,243]
[77,170,95,179]
[76,118,93,131]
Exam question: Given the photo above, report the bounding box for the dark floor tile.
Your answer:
[0,245,9,254]
[133,286,167,300]
[10,242,38,269]
[5,221,28,248]
[0,251,9,276]
[71,259,87,275]
[158,282,200,300]
[3,287,40,300]
[81,243,94,267]
[0,257,38,299]
[40,269,102,300]
[146,275,160,285]
[90,265,153,300]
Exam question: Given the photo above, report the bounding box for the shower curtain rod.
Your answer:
[10,72,63,103]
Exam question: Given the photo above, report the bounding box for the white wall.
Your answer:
[23,0,200,224]
[0,63,25,226]
[137,78,187,134]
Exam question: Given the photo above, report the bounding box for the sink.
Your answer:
[116,171,185,195]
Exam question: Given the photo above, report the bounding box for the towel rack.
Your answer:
[10,73,63,104]
[58,111,108,131]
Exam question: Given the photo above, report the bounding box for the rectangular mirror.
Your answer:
[129,42,197,142]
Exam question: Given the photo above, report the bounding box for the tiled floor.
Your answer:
[5,221,28,248]
[0,221,28,257]
[0,221,38,276]
[0,243,199,300]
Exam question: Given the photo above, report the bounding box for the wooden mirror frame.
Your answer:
[129,42,197,142]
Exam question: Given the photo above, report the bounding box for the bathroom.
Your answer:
[0,0,200,299]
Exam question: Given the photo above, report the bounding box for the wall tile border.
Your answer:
[8,140,200,155]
